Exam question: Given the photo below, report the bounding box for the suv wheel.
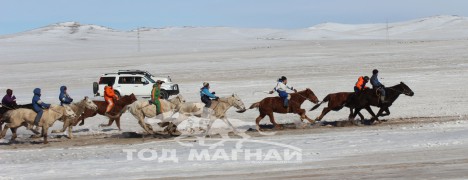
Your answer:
[160,90,169,100]
[93,82,99,95]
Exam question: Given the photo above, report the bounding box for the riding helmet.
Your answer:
[373,69,379,74]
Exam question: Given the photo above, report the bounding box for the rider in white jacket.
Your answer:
[269,76,297,108]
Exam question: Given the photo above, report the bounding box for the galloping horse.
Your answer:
[73,94,137,130]
[1,105,76,144]
[310,92,366,122]
[50,97,98,138]
[174,94,248,147]
[250,88,319,131]
[349,82,414,123]
[127,94,186,135]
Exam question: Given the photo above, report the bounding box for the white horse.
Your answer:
[174,94,249,147]
[0,105,76,144]
[51,97,98,139]
[127,94,185,135]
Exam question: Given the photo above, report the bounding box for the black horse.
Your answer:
[347,82,415,123]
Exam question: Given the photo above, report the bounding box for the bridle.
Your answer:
[388,85,412,96]
[294,90,316,103]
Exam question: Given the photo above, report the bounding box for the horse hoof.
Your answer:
[274,125,284,130]
[30,135,40,138]
[43,141,49,144]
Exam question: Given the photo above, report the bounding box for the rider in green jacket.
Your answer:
[151,80,164,115]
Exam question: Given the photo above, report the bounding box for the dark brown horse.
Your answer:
[349,82,414,123]
[250,88,319,130]
[309,92,366,122]
[72,94,138,130]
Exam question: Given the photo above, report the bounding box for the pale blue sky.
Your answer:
[1,0,467,35]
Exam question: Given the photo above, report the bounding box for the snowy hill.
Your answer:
[2,15,468,41]
[1,15,468,64]
[273,15,468,40]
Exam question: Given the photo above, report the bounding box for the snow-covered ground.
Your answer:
[0,16,468,179]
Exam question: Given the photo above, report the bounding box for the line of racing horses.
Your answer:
[0,82,414,144]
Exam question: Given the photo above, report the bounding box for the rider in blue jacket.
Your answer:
[32,88,51,126]
[370,69,387,103]
[200,82,219,108]
[59,86,73,106]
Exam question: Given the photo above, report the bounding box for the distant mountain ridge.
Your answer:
[3,15,468,40]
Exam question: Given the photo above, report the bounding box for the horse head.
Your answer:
[304,88,319,104]
[119,94,138,106]
[398,82,415,97]
[63,105,77,119]
[231,94,247,113]
[171,94,186,105]
[129,93,138,102]
[83,96,98,111]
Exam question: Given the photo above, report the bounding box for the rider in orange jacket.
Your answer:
[104,82,119,117]
[354,76,369,93]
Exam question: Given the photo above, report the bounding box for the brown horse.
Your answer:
[310,92,366,122]
[250,88,319,131]
[72,94,138,130]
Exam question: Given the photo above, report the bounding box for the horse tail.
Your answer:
[249,102,260,109]
[310,94,330,111]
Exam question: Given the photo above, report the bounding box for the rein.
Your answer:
[387,86,411,95]
[1,104,15,110]
[48,107,64,116]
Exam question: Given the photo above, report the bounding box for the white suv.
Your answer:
[93,70,179,99]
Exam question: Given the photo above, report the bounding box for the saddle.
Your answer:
[375,87,384,97]
[209,100,220,109]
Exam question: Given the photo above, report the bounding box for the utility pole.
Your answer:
[386,19,389,44]
[137,27,141,52]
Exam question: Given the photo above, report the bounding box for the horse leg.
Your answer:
[267,113,282,130]
[385,107,390,116]
[255,112,266,131]
[350,108,362,121]
[107,118,115,127]
[381,107,390,117]
[52,117,68,134]
[299,109,315,124]
[116,117,121,131]
[78,116,85,126]
[137,115,153,134]
[68,124,73,139]
[316,107,332,121]
[42,124,49,144]
[0,124,10,139]
[222,117,238,134]
[203,117,217,138]
[99,118,114,128]
[348,108,354,120]
[10,127,18,142]
[364,106,380,124]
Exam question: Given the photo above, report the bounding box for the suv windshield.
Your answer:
[145,75,156,83]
